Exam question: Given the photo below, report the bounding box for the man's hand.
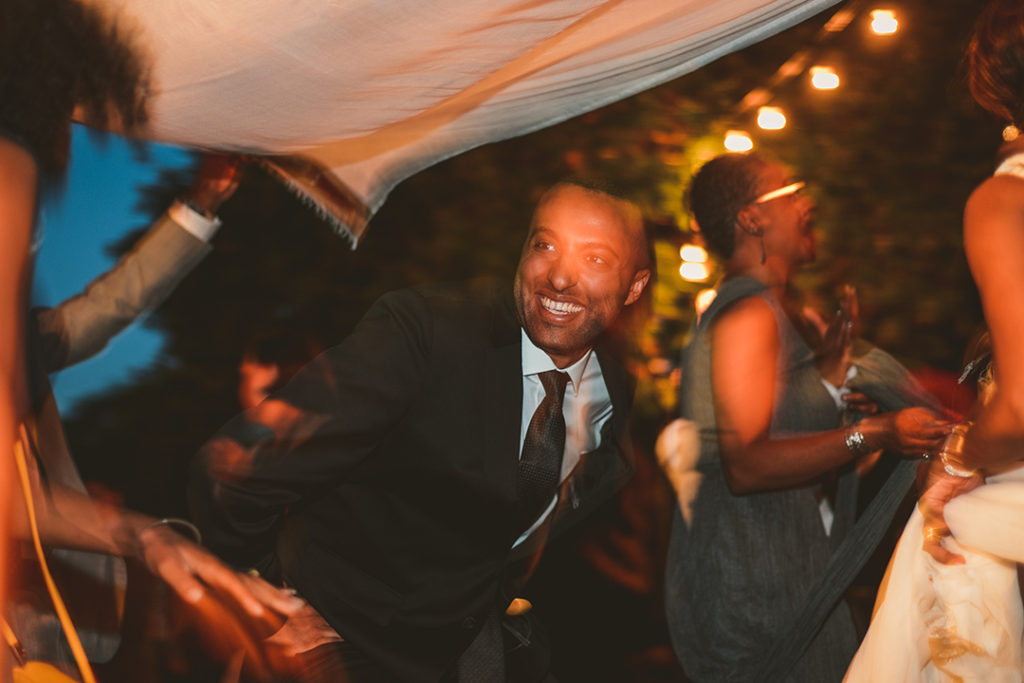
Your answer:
[919,458,983,564]
[841,390,880,416]
[265,602,345,658]
[806,284,859,388]
[182,153,245,216]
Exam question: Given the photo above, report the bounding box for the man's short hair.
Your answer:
[537,178,650,270]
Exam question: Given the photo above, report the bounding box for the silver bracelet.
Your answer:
[843,427,872,457]
[940,452,978,479]
[143,517,202,544]
[938,422,978,479]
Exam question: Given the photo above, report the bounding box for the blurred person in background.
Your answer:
[663,151,950,682]
[238,329,324,411]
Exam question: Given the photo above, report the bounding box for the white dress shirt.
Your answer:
[167,199,222,241]
[513,330,613,546]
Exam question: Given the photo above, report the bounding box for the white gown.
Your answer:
[847,153,1024,682]
[844,467,1024,682]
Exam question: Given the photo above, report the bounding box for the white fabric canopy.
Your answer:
[90,0,840,244]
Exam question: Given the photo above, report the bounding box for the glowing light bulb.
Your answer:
[757,106,787,131]
[679,244,709,263]
[680,262,710,283]
[810,66,839,90]
[871,9,898,35]
[723,130,753,152]
[694,288,718,315]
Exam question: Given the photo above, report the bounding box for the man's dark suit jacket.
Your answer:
[190,281,637,682]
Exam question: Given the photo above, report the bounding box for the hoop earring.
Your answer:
[759,235,766,265]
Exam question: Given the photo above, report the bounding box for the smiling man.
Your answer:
[514,183,649,369]
[191,180,651,683]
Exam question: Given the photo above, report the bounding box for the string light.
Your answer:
[694,288,718,315]
[679,244,708,263]
[870,9,898,35]
[679,240,711,282]
[723,130,753,152]
[679,262,710,283]
[757,106,787,130]
[810,66,839,90]
[726,4,900,134]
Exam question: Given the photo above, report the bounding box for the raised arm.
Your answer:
[710,296,948,494]
[32,154,242,372]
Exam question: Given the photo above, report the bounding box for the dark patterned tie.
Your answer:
[455,370,569,683]
[517,370,569,525]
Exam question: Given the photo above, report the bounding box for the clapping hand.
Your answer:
[805,284,859,388]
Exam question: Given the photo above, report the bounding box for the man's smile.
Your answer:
[539,295,584,316]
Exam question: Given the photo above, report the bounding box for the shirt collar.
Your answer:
[520,329,592,396]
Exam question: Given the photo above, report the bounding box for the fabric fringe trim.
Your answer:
[260,156,371,249]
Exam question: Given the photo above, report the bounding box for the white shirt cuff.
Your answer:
[168,200,222,242]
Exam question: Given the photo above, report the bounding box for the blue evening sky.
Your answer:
[34,125,194,415]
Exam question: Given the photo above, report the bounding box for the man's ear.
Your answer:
[624,269,651,306]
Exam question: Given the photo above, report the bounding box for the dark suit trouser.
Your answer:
[288,614,558,683]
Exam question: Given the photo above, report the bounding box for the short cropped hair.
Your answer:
[686,153,770,260]
[537,179,650,270]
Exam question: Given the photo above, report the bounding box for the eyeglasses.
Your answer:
[752,181,806,205]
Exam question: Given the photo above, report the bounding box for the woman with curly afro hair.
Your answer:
[0,0,149,651]
[0,3,305,679]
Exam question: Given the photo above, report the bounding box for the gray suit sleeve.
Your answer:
[848,344,943,413]
[31,211,212,373]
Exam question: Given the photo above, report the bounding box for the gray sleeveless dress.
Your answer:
[665,277,859,682]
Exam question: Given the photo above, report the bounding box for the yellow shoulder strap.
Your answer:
[11,426,97,683]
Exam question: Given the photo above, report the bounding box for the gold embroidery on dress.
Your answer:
[928,625,987,681]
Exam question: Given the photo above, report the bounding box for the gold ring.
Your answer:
[924,527,944,542]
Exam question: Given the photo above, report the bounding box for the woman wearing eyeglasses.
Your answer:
[663,152,950,682]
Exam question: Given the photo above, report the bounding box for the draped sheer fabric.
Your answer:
[83,0,839,243]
